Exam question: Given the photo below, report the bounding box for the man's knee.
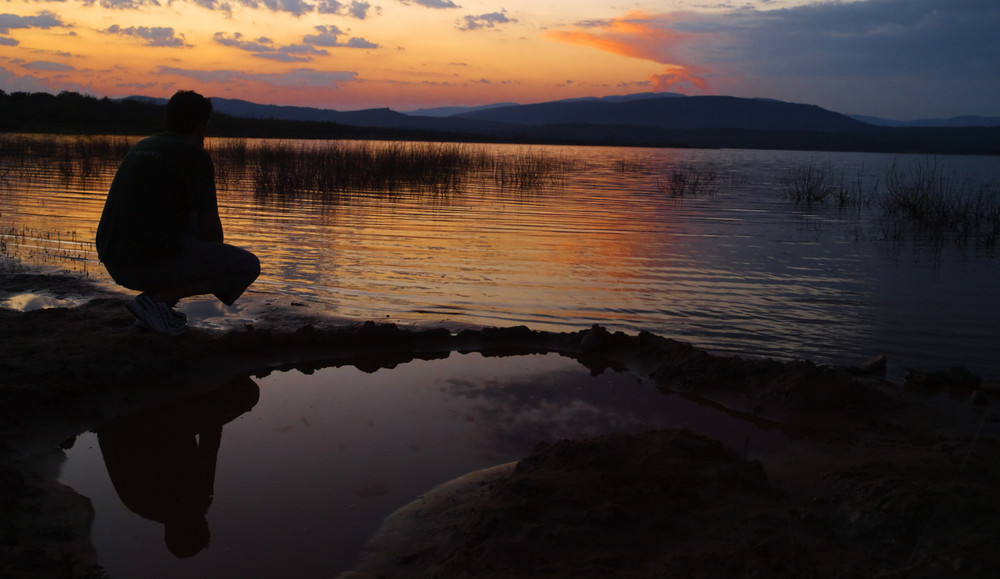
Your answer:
[237,248,261,282]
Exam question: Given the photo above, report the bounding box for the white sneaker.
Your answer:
[126,294,188,336]
[134,307,187,330]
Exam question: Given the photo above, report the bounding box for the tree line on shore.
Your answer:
[0,90,452,141]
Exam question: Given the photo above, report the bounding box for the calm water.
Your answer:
[2,138,1000,378]
[59,352,789,578]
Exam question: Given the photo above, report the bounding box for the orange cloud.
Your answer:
[546,11,710,93]
[651,65,710,92]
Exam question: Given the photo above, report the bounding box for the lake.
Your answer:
[2,136,1000,379]
[5,135,1000,577]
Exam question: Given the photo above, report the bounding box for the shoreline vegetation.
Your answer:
[2,90,1000,155]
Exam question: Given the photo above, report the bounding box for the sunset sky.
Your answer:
[1,0,998,120]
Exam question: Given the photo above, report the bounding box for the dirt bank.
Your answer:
[2,271,999,578]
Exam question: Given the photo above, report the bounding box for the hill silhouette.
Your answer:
[452,95,869,131]
[2,90,998,155]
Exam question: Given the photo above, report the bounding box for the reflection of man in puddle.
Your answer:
[97,377,259,558]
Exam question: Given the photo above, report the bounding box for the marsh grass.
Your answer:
[0,133,568,201]
[0,133,135,188]
[780,158,1000,250]
[210,139,567,200]
[488,148,567,191]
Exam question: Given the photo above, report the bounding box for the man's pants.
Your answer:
[103,238,260,306]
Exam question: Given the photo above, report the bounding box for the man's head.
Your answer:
[166,90,213,137]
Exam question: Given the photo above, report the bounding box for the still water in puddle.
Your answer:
[4,138,1000,378]
[60,352,787,578]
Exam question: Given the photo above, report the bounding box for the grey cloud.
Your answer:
[399,0,459,9]
[266,44,330,62]
[345,36,377,48]
[301,24,345,46]
[303,25,378,48]
[0,67,51,93]
[572,18,613,28]
[0,37,17,46]
[190,0,235,17]
[317,0,376,19]
[203,0,345,18]
[679,0,1000,79]
[283,43,330,55]
[214,32,330,61]
[158,65,358,88]
[243,0,313,17]
[255,52,314,62]
[214,32,274,52]
[267,67,358,86]
[23,60,74,71]
[157,66,244,83]
[0,11,66,34]
[104,24,188,47]
[460,10,515,31]
[83,0,162,9]
[664,0,1000,117]
[115,81,162,90]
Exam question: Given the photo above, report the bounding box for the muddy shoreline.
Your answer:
[2,271,999,578]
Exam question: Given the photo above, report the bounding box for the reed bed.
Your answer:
[211,139,567,200]
[0,133,135,188]
[0,134,568,200]
[780,158,1000,249]
[487,148,567,191]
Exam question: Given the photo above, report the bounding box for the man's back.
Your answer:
[96,132,217,267]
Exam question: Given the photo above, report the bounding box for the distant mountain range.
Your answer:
[164,92,998,129]
[121,92,1000,154]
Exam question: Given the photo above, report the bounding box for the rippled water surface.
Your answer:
[3,137,1000,377]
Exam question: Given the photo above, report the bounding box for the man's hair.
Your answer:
[166,90,213,135]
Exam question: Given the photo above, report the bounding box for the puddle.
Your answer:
[59,351,789,579]
[176,295,261,331]
[1,291,86,311]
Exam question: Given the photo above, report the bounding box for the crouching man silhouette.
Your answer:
[96,90,260,335]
